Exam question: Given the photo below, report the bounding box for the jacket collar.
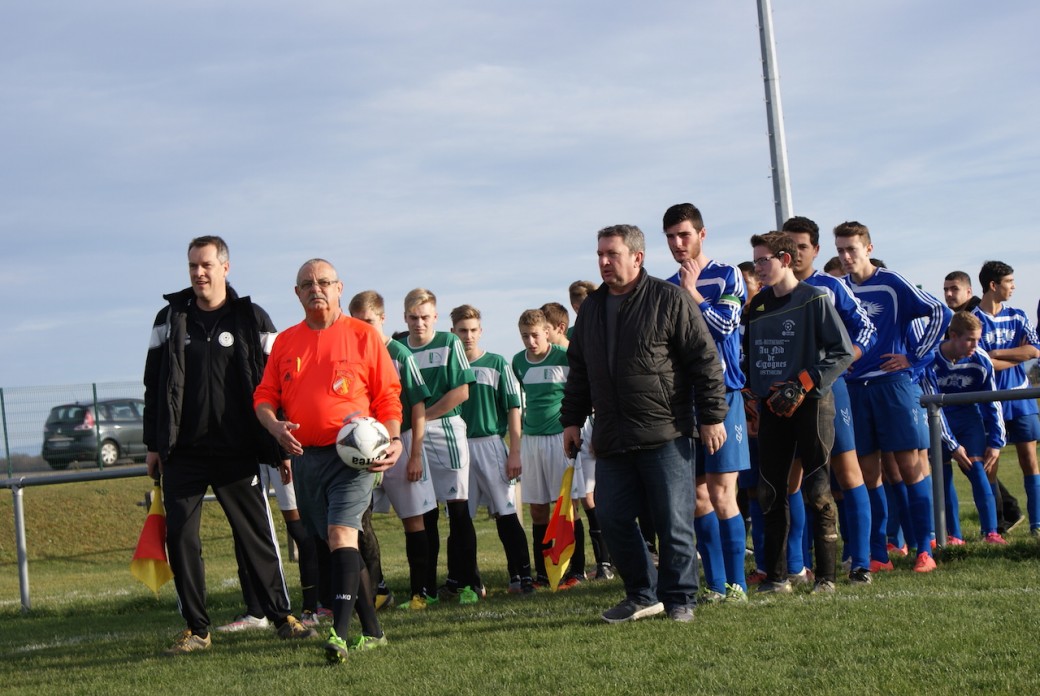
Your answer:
[164,283,241,309]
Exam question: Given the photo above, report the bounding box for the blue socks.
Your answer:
[867,485,890,563]
[943,464,963,539]
[694,512,726,593]
[787,490,806,575]
[845,484,871,571]
[718,513,748,591]
[1025,473,1040,531]
[907,479,934,557]
[964,463,997,535]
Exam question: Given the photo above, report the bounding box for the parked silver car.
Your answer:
[41,398,147,470]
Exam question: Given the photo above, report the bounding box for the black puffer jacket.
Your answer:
[143,285,281,464]
[561,269,727,457]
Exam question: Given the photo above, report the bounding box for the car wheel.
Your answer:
[46,458,71,471]
[100,440,120,466]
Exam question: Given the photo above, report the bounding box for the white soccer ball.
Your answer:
[336,417,391,470]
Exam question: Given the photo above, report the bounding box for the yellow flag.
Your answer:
[130,483,174,596]
[542,465,575,591]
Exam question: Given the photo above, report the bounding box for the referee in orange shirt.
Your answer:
[255,258,403,665]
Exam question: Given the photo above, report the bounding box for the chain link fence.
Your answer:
[1,382,145,477]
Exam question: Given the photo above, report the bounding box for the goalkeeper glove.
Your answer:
[766,370,815,418]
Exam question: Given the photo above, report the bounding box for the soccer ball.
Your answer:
[336,417,391,470]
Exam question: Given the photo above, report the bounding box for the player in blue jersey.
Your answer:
[922,311,1008,543]
[663,203,750,603]
[783,216,877,584]
[972,261,1040,536]
[834,221,951,573]
[943,271,1022,535]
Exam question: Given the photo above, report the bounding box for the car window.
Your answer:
[46,405,86,424]
[111,404,135,420]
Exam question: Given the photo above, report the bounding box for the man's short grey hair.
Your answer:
[597,224,645,256]
[296,258,338,286]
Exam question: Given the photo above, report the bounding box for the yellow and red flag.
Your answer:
[130,483,174,596]
[542,463,575,591]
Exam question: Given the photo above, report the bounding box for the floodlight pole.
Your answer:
[757,0,794,228]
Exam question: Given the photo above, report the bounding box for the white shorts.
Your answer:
[467,435,519,518]
[423,415,470,502]
[521,432,583,505]
[259,463,297,511]
[579,417,596,496]
[376,429,437,519]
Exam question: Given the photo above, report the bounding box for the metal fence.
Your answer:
[1,382,144,478]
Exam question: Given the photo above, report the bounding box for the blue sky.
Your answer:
[2,1,1039,389]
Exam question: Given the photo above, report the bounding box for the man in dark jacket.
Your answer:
[561,224,727,623]
[144,235,316,655]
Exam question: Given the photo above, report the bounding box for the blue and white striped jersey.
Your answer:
[804,270,877,356]
[971,304,1040,420]
[843,267,951,382]
[667,259,746,390]
[921,346,1006,451]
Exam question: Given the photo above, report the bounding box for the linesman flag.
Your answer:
[542,460,576,591]
[130,482,174,596]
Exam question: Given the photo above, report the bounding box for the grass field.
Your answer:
[2,456,1039,696]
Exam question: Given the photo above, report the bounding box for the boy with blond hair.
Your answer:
[922,311,1007,543]
[513,309,586,587]
[404,288,480,603]
[451,304,534,592]
[349,291,438,609]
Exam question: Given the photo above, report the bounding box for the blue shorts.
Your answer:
[738,436,760,488]
[847,373,929,455]
[696,390,751,476]
[945,412,987,460]
[1005,413,1040,444]
[293,445,375,538]
[830,376,856,456]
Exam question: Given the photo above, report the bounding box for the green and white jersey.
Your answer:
[511,344,569,436]
[386,338,430,434]
[461,351,522,438]
[408,331,476,420]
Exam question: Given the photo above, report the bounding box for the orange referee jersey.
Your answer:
[254,314,403,447]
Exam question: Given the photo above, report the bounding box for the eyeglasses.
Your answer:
[752,255,782,267]
[298,279,339,290]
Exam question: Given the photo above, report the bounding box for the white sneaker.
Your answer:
[215,613,270,632]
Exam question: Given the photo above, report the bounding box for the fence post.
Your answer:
[927,403,947,548]
[12,484,31,613]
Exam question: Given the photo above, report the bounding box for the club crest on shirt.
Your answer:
[218,331,234,347]
[332,370,354,395]
[859,300,883,317]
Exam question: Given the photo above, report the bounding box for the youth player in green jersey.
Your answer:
[513,309,586,588]
[404,288,481,604]
[349,291,437,610]
[541,301,613,581]
[451,304,534,593]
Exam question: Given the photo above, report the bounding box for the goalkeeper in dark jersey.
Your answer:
[743,232,854,595]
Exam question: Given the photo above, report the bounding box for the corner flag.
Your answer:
[131,483,174,596]
[542,462,576,591]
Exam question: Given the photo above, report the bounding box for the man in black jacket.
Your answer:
[561,224,727,623]
[144,235,316,654]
